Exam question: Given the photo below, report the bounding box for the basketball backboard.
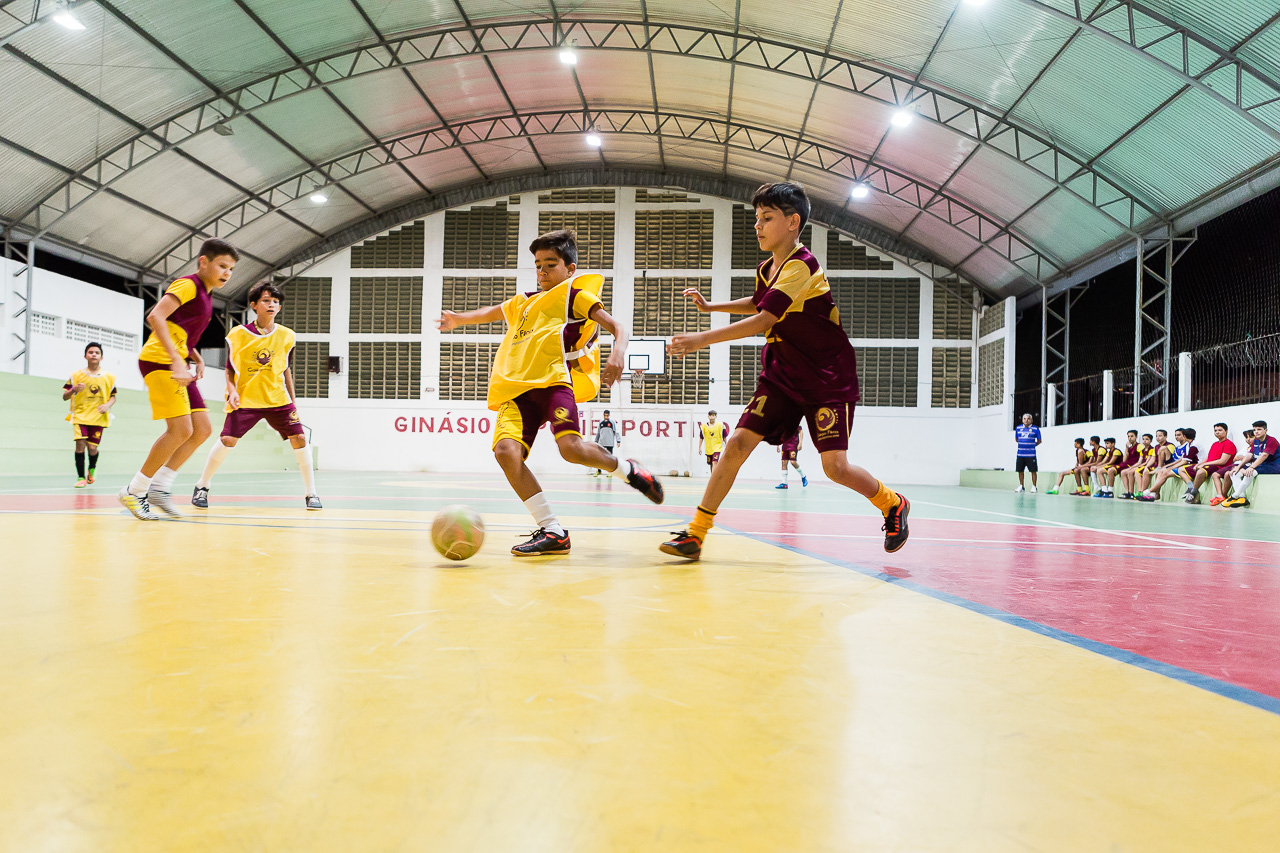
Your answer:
[627,338,666,375]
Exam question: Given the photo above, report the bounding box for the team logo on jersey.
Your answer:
[88,384,100,394]
[553,406,570,422]
[254,348,273,365]
[288,410,300,423]
[815,407,836,431]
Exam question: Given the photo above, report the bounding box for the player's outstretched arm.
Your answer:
[588,305,629,387]
[682,289,758,315]
[667,309,779,356]
[438,304,503,331]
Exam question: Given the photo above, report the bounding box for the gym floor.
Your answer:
[2,471,1278,851]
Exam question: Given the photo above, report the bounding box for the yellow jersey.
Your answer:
[138,275,213,363]
[487,278,602,410]
[225,322,295,411]
[64,369,116,427]
[701,421,726,454]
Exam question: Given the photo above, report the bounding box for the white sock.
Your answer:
[294,445,316,496]
[781,467,789,484]
[197,443,233,488]
[523,492,564,536]
[151,466,178,492]
[1231,473,1245,495]
[609,458,633,482]
[794,465,806,478]
[128,472,152,496]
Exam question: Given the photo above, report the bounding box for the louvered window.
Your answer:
[294,340,330,399]
[731,276,756,301]
[978,339,1004,408]
[633,277,712,335]
[856,347,918,407]
[829,277,920,339]
[349,277,422,334]
[979,303,1005,337]
[932,348,972,408]
[632,350,709,405]
[351,221,424,269]
[933,284,975,340]
[827,235,893,270]
[440,341,499,401]
[635,189,698,203]
[32,312,57,336]
[730,205,811,268]
[537,211,615,268]
[64,319,137,352]
[281,277,331,334]
[442,277,517,335]
[348,341,421,399]
[729,344,763,405]
[538,189,615,203]
[443,206,519,268]
[635,211,714,269]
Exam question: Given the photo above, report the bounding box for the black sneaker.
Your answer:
[305,494,323,511]
[192,486,209,508]
[511,527,571,556]
[660,530,702,560]
[882,493,910,553]
[624,459,664,504]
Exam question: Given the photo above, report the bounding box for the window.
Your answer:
[932,347,972,408]
[348,341,421,399]
[349,277,422,334]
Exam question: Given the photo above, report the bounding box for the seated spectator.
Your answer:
[1093,437,1124,498]
[1111,430,1139,499]
[1137,427,1198,502]
[1214,429,1255,505]
[1079,435,1104,496]
[1223,420,1280,508]
[1187,423,1236,505]
[1135,429,1170,495]
[1118,432,1150,499]
[1047,438,1088,495]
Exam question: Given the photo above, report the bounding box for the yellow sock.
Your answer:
[688,505,716,541]
[868,480,900,514]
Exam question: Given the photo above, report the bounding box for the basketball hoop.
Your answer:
[629,369,646,384]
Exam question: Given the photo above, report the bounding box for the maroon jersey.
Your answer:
[753,247,859,405]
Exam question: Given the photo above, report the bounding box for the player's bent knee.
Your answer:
[221,436,238,447]
[166,418,194,441]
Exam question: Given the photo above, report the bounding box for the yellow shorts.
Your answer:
[142,364,207,421]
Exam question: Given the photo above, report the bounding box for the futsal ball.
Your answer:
[670,468,679,476]
[431,505,485,561]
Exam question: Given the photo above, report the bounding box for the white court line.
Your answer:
[737,530,1203,549]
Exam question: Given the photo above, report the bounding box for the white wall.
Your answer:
[1,256,145,389]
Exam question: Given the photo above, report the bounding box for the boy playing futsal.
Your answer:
[699,410,728,472]
[776,424,807,489]
[660,182,908,559]
[118,239,238,520]
[62,342,116,487]
[438,229,663,555]
[192,282,321,510]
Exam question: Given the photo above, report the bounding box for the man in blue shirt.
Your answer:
[1014,413,1042,493]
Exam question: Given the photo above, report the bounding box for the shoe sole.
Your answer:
[659,543,701,560]
[884,496,910,553]
[511,547,571,556]
[116,492,159,521]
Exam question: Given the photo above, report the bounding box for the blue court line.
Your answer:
[723,524,1280,717]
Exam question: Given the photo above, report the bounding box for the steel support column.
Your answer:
[1041,283,1087,426]
[1134,230,1196,416]
[8,239,34,373]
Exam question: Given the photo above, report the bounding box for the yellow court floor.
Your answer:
[2,476,1280,852]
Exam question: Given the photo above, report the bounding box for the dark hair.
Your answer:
[1183,427,1196,440]
[1074,437,1084,445]
[1156,429,1167,436]
[1127,429,1137,436]
[529,229,577,266]
[1090,435,1100,443]
[248,281,284,305]
[1214,422,1229,432]
[1104,437,1116,444]
[752,182,810,230]
[198,238,240,262]
[1245,429,1255,438]
[84,342,103,355]
[1142,433,1153,440]
[1252,420,1268,429]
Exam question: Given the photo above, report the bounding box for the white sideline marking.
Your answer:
[739,530,1207,550]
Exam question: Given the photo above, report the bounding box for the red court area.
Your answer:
[718,508,1280,703]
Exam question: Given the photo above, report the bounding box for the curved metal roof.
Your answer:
[2,0,1279,303]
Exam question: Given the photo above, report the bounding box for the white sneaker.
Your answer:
[117,487,159,521]
[1014,485,1025,492]
[1029,485,1037,493]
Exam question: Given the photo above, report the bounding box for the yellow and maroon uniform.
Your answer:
[138,275,211,420]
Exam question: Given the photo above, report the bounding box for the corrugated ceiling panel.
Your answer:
[735,0,847,50]
[1118,0,1274,55]
[1096,87,1277,210]
[0,143,69,217]
[486,52,591,113]
[401,147,484,190]
[662,137,736,175]
[222,259,269,298]
[240,0,377,61]
[178,122,308,190]
[12,2,212,127]
[517,134,604,169]
[255,88,372,163]
[727,65,819,138]
[354,0,464,36]
[960,247,1028,295]
[797,84,897,155]
[652,54,733,116]
[337,163,425,209]
[1013,189,1128,266]
[830,0,959,76]
[901,213,983,267]
[594,134,663,167]
[0,56,137,169]
[1008,34,1184,159]
[945,144,1055,223]
[575,51,656,109]
[223,211,314,263]
[108,0,293,89]
[275,194,370,235]
[1237,22,1280,101]
[329,71,439,139]
[875,117,980,189]
[924,3,1079,114]
[463,139,544,176]
[110,150,245,225]
[408,58,511,124]
[52,193,189,262]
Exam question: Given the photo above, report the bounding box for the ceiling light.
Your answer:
[585,133,602,148]
[850,184,870,200]
[212,122,234,137]
[559,42,578,65]
[891,109,914,128]
[53,10,85,30]
[310,192,328,204]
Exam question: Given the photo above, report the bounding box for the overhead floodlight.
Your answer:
[891,108,914,128]
[850,184,870,200]
[559,41,578,65]
[585,133,602,148]
[310,191,328,204]
[212,122,234,137]
[53,10,86,30]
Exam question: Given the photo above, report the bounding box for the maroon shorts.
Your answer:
[222,403,304,440]
[1203,464,1228,476]
[493,385,580,457]
[706,452,721,465]
[73,423,105,444]
[738,376,853,453]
